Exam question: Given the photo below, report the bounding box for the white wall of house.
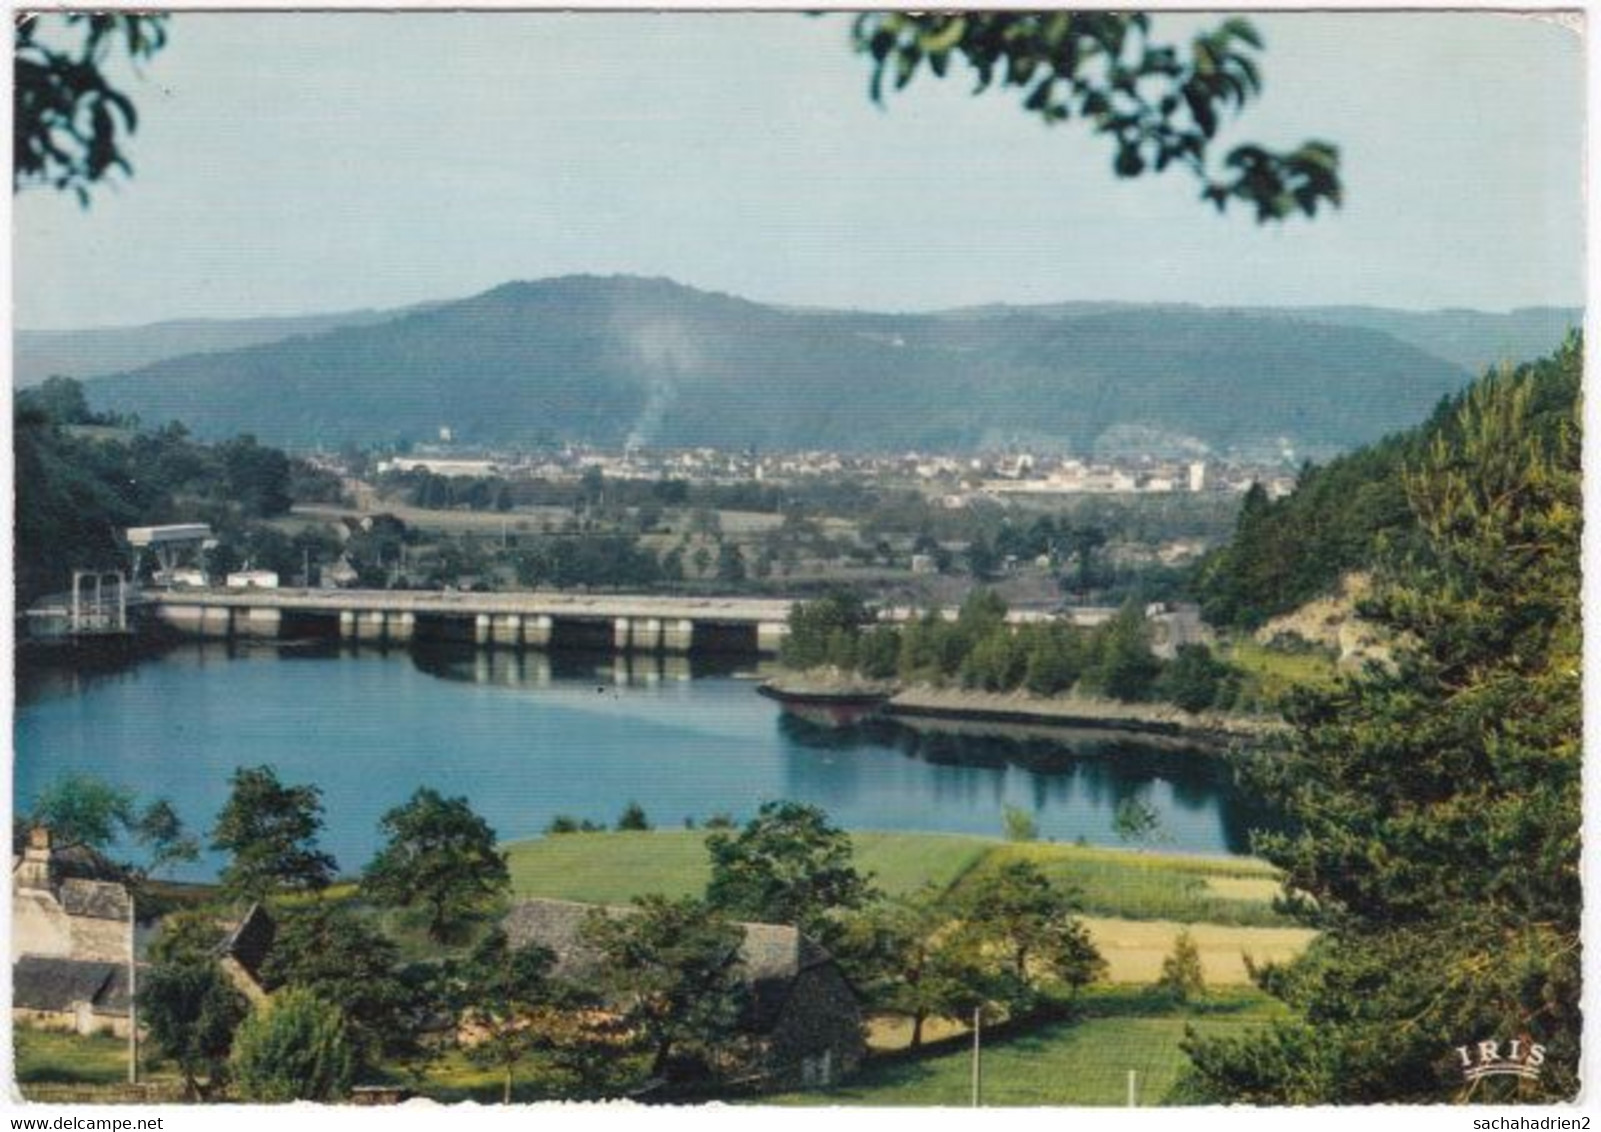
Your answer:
[11,892,75,961]
[14,1005,131,1039]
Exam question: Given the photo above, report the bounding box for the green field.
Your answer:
[505,829,994,904]
[506,829,712,903]
[17,991,1285,1107]
[843,831,993,895]
[13,1028,197,1103]
[962,842,1294,928]
[505,830,1292,927]
[769,988,1287,1106]
[13,1028,132,1087]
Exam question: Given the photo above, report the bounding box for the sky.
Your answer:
[10,10,1587,330]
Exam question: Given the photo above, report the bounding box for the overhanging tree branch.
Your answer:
[852,12,1341,223]
[14,12,167,203]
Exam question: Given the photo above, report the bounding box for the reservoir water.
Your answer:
[14,643,1277,879]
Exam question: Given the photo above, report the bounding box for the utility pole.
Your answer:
[970,1007,982,1107]
[127,889,137,1084]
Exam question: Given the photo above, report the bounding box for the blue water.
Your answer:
[14,644,1273,879]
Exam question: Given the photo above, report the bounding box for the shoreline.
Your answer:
[502,826,1282,871]
[765,674,1282,745]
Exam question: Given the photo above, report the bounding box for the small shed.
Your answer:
[216,903,276,1003]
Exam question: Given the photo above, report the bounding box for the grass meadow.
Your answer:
[17,829,1309,1105]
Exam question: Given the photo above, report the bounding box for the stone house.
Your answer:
[12,954,133,1038]
[12,827,134,964]
[501,898,864,1090]
[11,827,137,1036]
[11,829,280,1041]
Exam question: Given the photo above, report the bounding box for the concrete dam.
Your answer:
[150,589,794,655]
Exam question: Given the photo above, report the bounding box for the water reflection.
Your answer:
[408,643,757,687]
[16,642,1281,870]
[775,711,1277,855]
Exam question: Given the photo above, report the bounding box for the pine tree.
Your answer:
[1182,338,1582,1103]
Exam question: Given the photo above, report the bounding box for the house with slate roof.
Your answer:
[12,822,280,1039]
[502,898,864,1089]
[11,828,139,1036]
[11,827,134,964]
[12,955,134,1038]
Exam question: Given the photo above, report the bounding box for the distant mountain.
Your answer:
[1266,306,1581,376]
[936,300,1581,378]
[77,275,1540,456]
[14,304,436,387]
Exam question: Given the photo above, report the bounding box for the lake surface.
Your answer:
[14,644,1278,879]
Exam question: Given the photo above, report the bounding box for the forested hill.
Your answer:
[79,275,1480,456]
[14,304,439,388]
[1193,333,1582,629]
[937,301,1580,377]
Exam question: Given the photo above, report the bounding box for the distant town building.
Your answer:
[321,556,360,588]
[127,523,214,585]
[1146,602,1210,660]
[226,570,280,590]
[1158,539,1208,566]
[377,457,501,478]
